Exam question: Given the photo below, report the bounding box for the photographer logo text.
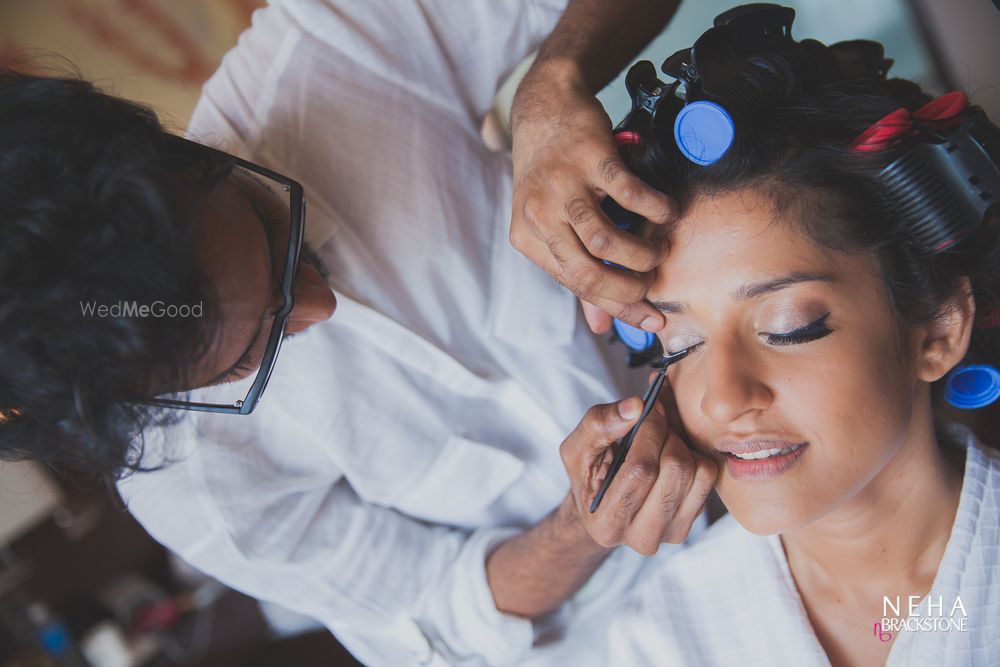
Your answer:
[874,595,967,642]
[80,300,203,319]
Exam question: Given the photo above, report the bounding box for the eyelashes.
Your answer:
[762,313,832,346]
[662,312,833,355]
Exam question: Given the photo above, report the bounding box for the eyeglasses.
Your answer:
[146,142,305,415]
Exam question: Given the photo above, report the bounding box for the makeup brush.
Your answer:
[589,347,692,513]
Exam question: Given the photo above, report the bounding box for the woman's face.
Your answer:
[649,189,926,535]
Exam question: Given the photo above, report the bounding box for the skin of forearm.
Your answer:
[485,494,612,618]
[534,0,681,93]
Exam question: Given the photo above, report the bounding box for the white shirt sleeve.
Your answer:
[121,438,535,666]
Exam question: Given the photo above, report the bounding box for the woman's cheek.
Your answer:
[668,365,715,456]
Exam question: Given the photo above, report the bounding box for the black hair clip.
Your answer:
[661,3,797,100]
[828,40,893,80]
[615,60,679,133]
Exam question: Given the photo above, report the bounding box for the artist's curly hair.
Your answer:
[0,70,231,483]
[620,63,1000,411]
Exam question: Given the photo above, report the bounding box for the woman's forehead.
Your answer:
[671,191,820,256]
[656,190,879,296]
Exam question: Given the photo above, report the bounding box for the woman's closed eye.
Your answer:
[660,312,833,355]
[662,331,704,356]
[761,313,832,346]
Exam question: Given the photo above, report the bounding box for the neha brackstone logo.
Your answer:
[79,300,204,319]
[873,595,968,642]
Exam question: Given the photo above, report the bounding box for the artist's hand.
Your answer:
[559,385,717,556]
[509,60,677,335]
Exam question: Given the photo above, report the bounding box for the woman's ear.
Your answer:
[914,277,976,383]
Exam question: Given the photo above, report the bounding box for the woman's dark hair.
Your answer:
[622,70,1000,410]
[0,69,232,484]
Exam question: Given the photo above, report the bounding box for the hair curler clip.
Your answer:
[946,365,1000,409]
[660,4,801,166]
[876,102,1000,254]
[658,4,889,167]
[828,39,893,80]
[614,60,678,135]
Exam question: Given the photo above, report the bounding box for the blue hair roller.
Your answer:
[673,100,736,166]
[945,364,1000,409]
[612,319,658,353]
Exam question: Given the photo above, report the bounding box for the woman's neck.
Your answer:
[781,414,963,595]
[779,409,967,667]
[781,412,965,599]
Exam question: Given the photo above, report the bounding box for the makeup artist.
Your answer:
[1,1,722,665]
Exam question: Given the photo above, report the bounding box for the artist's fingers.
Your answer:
[588,151,679,226]
[557,191,668,271]
[567,398,643,456]
[560,398,643,512]
[581,300,614,334]
[517,228,666,332]
[511,224,665,331]
[624,430,698,555]
[588,400,669,548]
[660,451,718,544]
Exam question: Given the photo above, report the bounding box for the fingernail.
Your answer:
[640,316,662,332]
[619,398,641,420]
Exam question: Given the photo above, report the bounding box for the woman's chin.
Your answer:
[718,483,817,536]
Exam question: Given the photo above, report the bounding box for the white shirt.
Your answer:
[608,425,1000,666]
[118,1,688,665]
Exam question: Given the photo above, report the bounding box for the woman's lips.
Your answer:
[722,442,809,481]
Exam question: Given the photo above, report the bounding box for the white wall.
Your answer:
[912,0,1000,119]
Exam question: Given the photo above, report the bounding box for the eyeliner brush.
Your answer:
[589,347,692,513]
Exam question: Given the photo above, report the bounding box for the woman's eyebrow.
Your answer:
[650,271,836,313]
[735,271,836,300]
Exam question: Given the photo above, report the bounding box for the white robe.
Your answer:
[608,425,1000,666]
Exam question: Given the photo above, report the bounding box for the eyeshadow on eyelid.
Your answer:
[759,304,830,332]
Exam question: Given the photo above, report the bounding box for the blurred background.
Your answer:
[0,1,997,666]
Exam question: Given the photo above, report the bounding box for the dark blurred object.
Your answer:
[0,481,361,666]
[143,592,360,667]
[0,593,87,667]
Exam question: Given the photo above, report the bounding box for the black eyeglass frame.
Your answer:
[145,142,305,415]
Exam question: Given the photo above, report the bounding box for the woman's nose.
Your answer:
[286,261,336,335]
[699,336,773,424]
